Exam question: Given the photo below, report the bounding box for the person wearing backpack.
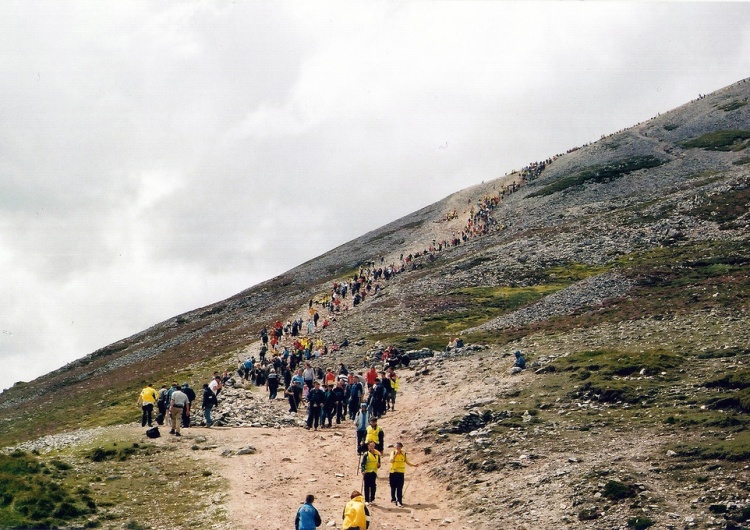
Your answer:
[388,442,419,507]
[360,442,381,506]
[295,494,322,530]
[156,384,169,425]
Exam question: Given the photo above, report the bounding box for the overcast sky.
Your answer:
[1,1,748,392]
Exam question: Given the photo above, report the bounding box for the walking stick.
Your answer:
[402,464,422,499]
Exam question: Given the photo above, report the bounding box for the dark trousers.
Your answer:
[323,407,335,427]
[307,406,321,429]
[364,472,377,502]
[336,403,345,424]
[141,404,154,427]
[356,431,366,454]
[389,472,405,503]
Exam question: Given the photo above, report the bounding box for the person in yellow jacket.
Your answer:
[136,383,158,427]
[365,417,384,453]
[387,370,399,411]
[360,441,381,505]
[388,442,419,507]
[342,490,370,530]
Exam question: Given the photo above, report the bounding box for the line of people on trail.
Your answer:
[285,363,399,432]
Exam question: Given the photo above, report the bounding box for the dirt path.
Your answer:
[184,378,468,530]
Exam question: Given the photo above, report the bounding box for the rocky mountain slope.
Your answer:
[1,78,749,529]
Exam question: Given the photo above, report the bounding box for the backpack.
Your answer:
[146,426,160,439]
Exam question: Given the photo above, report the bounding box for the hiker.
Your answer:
[360,441,381,505]
[365,366,377,390]
[201,382,218,427]
[286,380,302,413]
[368,378,387,418]
[388,442,419,507]
[266,368,280,399]
[306,381,325,430]
[295,494,322,530]
[379,372,392,412]
[303,362,315,390]
[387,370,399,411]
[511,350,526,374]
[354,402,369,454]
[156,384,169,424]
[242,357,254,381]
[365,417,384,453]
[333,379,347,424]
[168,384,189,436]
[136,383,158,427]
[181,382,196,428]
[209,374,223,396]
[348,375,364,420]
[342,490,369,530]
[322,383,336,428]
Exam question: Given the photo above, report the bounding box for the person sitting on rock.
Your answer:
[510,350,526,374]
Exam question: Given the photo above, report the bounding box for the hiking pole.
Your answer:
[402,464,422,499]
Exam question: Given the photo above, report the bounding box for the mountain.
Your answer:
[1,78,749,529]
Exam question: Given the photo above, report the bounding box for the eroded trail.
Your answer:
[188,378,467,530]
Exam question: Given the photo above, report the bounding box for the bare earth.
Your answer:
[162,373,470,530]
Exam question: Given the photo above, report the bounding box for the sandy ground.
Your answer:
[180,377,468,530]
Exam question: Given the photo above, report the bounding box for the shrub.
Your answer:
[602,480,637,500]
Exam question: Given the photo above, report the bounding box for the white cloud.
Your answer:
[1,1,750,391]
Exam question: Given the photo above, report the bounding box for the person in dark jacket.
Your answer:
[306,381,325,430]
[266,368,280,399]
[322,384,337,428]
[295,494,321,530]
[181,383,196,428]
[201,383,218,427]
[286,380,303,413]
[333,380,347,424]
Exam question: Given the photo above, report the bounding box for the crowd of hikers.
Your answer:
[134,172,550,527]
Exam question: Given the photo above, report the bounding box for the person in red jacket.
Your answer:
[365,366,377,391]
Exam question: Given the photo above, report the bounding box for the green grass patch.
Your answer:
[555,348,683,378]
[733,156,750,166]
[681,130,750,151]
[671,430,750,461]
[527,156,667,198]
[556,349,683,404]
[0,452,95,528]
[419,283,564,335]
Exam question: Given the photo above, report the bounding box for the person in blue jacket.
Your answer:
[295,494,322,530]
